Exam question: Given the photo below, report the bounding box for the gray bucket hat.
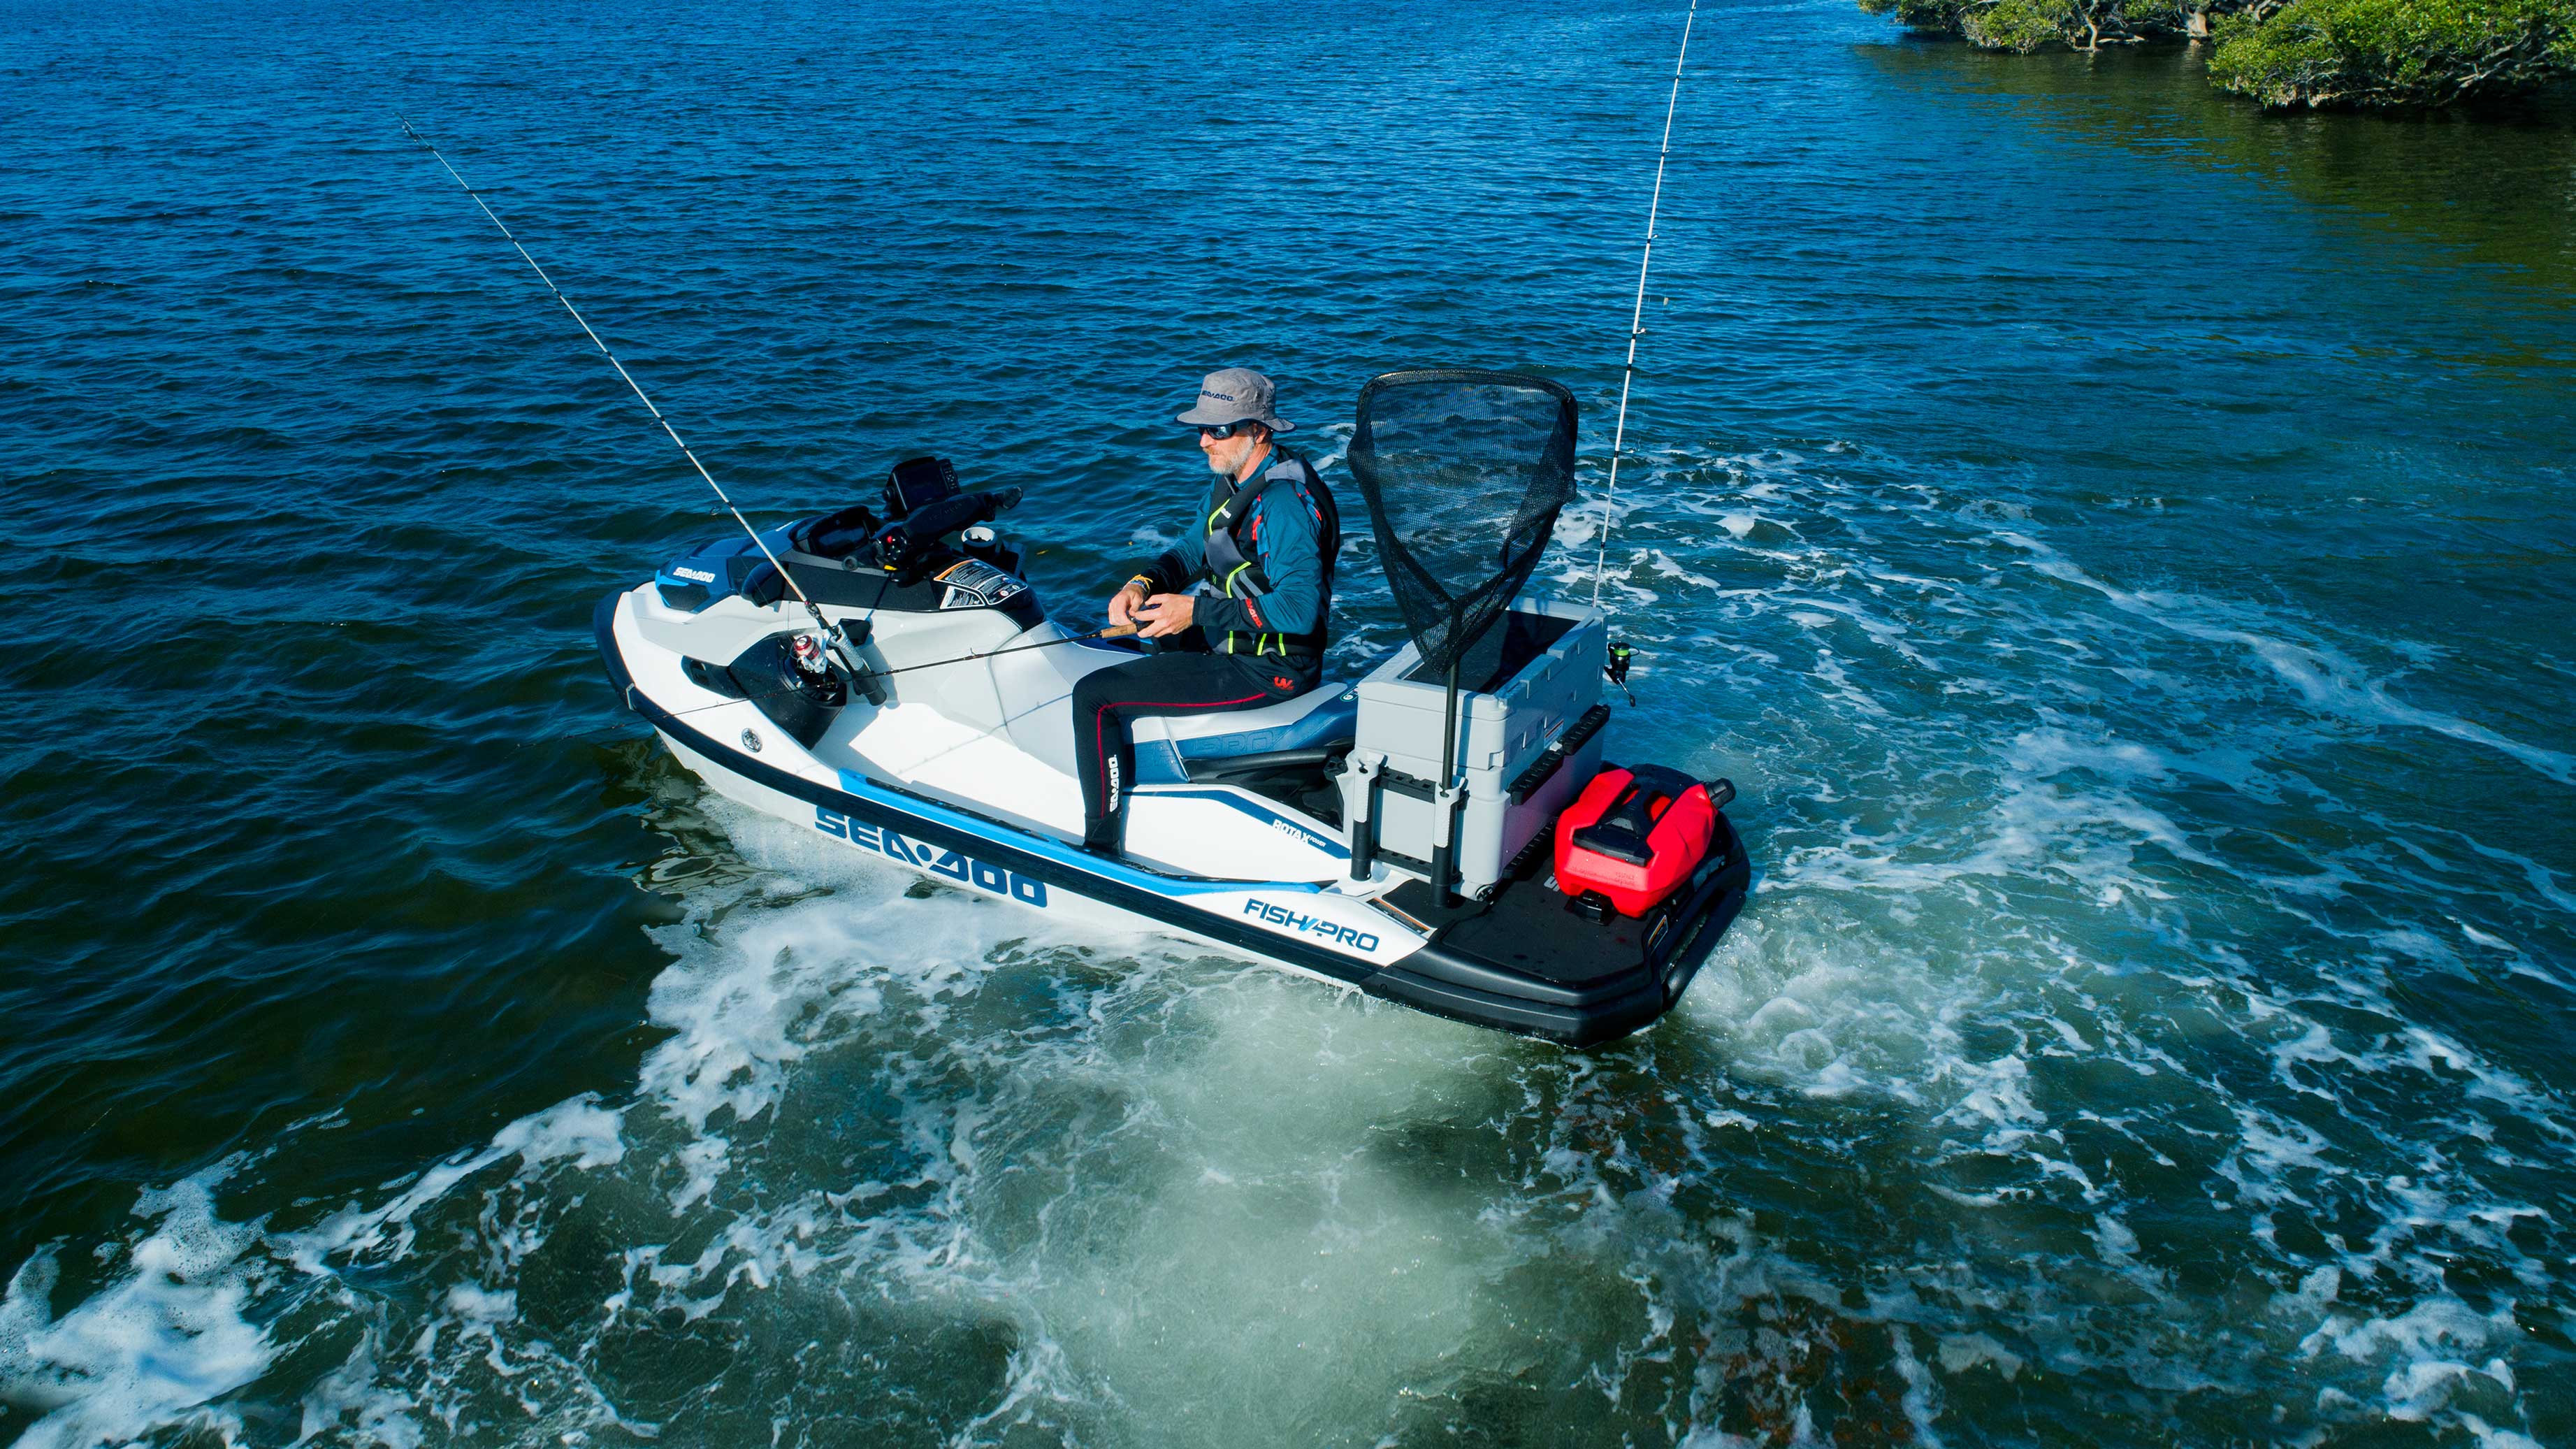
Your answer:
[1175,366,1295,433]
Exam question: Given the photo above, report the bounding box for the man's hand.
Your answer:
[1107,582,1150,632]
[1133,592,1196,639]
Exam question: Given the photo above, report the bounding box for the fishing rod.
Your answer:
[394,115,874,688]
[1591,0,1697,610]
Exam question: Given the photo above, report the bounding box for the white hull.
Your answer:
[660,729,1371,996]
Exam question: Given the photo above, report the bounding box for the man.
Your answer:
[1071,367,1339,856]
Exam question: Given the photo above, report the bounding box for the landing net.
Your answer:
[1345,368,1579,688]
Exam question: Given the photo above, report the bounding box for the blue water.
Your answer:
[4,0,2574,1443]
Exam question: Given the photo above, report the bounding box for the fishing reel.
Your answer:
[785,618,885,708]
[1605,640,1637,705]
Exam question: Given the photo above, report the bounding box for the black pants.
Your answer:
[1071,649,1306,850]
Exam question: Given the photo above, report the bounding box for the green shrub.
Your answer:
[1858,0,1978,30]
[2207,0,2576,106]
[1862,0,2206,52]
[1967,0,2085,50]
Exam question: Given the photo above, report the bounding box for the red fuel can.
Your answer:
[1554,765,1720,918]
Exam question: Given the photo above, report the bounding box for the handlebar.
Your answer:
[869,487,1024,572]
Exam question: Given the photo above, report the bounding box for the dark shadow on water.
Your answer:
[1855,38,2576,296]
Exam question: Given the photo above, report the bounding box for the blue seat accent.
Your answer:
[1133,737,1191,783]
[1172,686,1360,761]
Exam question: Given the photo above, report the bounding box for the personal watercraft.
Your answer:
[597,369,1749,1045]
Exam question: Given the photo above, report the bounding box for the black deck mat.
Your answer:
[1387,874,1648,990]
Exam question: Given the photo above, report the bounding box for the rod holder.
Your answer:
[1428,784,1463,911]
[1339,751,1384,881]
[1431,644,1463,907]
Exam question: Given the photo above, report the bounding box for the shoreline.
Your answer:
[1858,0,2576,111]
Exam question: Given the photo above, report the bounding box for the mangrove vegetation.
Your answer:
[1858,0,2576,108]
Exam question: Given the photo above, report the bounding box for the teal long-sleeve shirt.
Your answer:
[1131,449,1333,647]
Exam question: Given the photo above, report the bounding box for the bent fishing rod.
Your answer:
[395,115,872,685]
[1592,0,1698,609]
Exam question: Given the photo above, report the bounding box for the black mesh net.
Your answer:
[1345,368,1579,688]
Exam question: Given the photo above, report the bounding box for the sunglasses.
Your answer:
[1196,421,1259,440]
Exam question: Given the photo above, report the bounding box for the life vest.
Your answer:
[1199,449,1338,668]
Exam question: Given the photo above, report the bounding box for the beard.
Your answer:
[1203,447,1235,476]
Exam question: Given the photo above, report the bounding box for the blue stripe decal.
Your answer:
[834,770,1320,898]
